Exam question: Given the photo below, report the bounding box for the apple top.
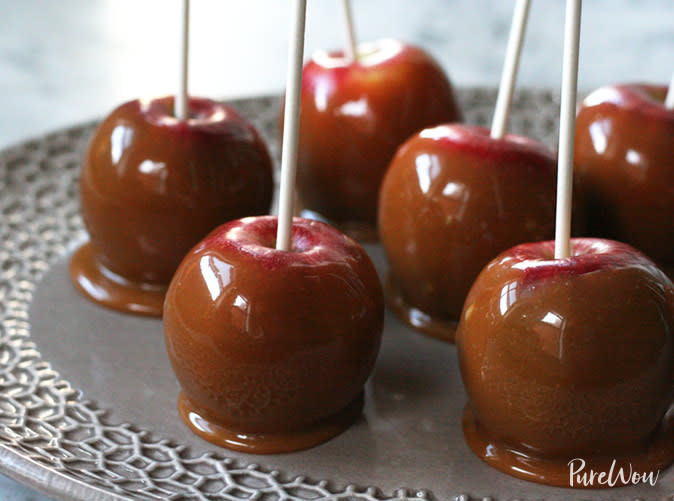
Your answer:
[490,237,672,285]
[410,123,556,169]
[195,216,378,272]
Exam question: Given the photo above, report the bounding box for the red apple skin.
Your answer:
[163,216,384,440]
[80,96,274,285]
[575,84,674,273]
[457,238,674,484]
[379,124,557,330]
[297,39,462,229]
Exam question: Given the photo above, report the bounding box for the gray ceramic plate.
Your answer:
[0,90,672,501]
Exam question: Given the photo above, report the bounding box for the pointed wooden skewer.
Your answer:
[276,0,308,251]
[491,0,531,139]
[341,0,358,62]
[176,0,190,120]
[665,69,674,109]
[554,0,582,259]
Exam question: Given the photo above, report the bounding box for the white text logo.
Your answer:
[568,458,659,488]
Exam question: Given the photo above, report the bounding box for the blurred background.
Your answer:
[1,0,672,150]
[0,0,672,498]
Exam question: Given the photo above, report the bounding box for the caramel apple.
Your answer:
[163,216,384,454]
[457,238,674,487]
[575,84,674,276]
[296,39,462,240]
[378,124,557,341]
[70,96,274,316]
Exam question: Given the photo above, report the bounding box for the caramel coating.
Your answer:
[379,125,556,340]
[163,216,384,453]
[575,84,674,275]
[297,40,462,236]
[457,239,674,487]
[80,96,273,286]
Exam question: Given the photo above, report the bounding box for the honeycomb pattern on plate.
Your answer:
[0,90,560,500]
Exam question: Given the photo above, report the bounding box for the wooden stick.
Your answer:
[341,0,358,62]
[276,0,308,251]
[491,0,531,139]
[666,68,674,109]
[554,0,582,259]
[176,0,190,120]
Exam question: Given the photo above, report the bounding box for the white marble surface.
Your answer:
[0,0,672,499]
[1,0,673,150]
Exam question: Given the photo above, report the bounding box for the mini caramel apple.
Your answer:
[457,238,674,487]
[70,96,273,316]
[295,39,462,240]
[575,83,674,277]
[163,216,384,453]
[379,124,557,341]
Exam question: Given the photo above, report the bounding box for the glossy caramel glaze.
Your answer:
[163,216,384,453]
[72,96,273,315]
[385,276,457,342]
[296,40,462,238]
[70,242,165,317]
[575,84,674,274]
[457,238,674,487]
[379,125,557,341]
[178,392,364,454]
